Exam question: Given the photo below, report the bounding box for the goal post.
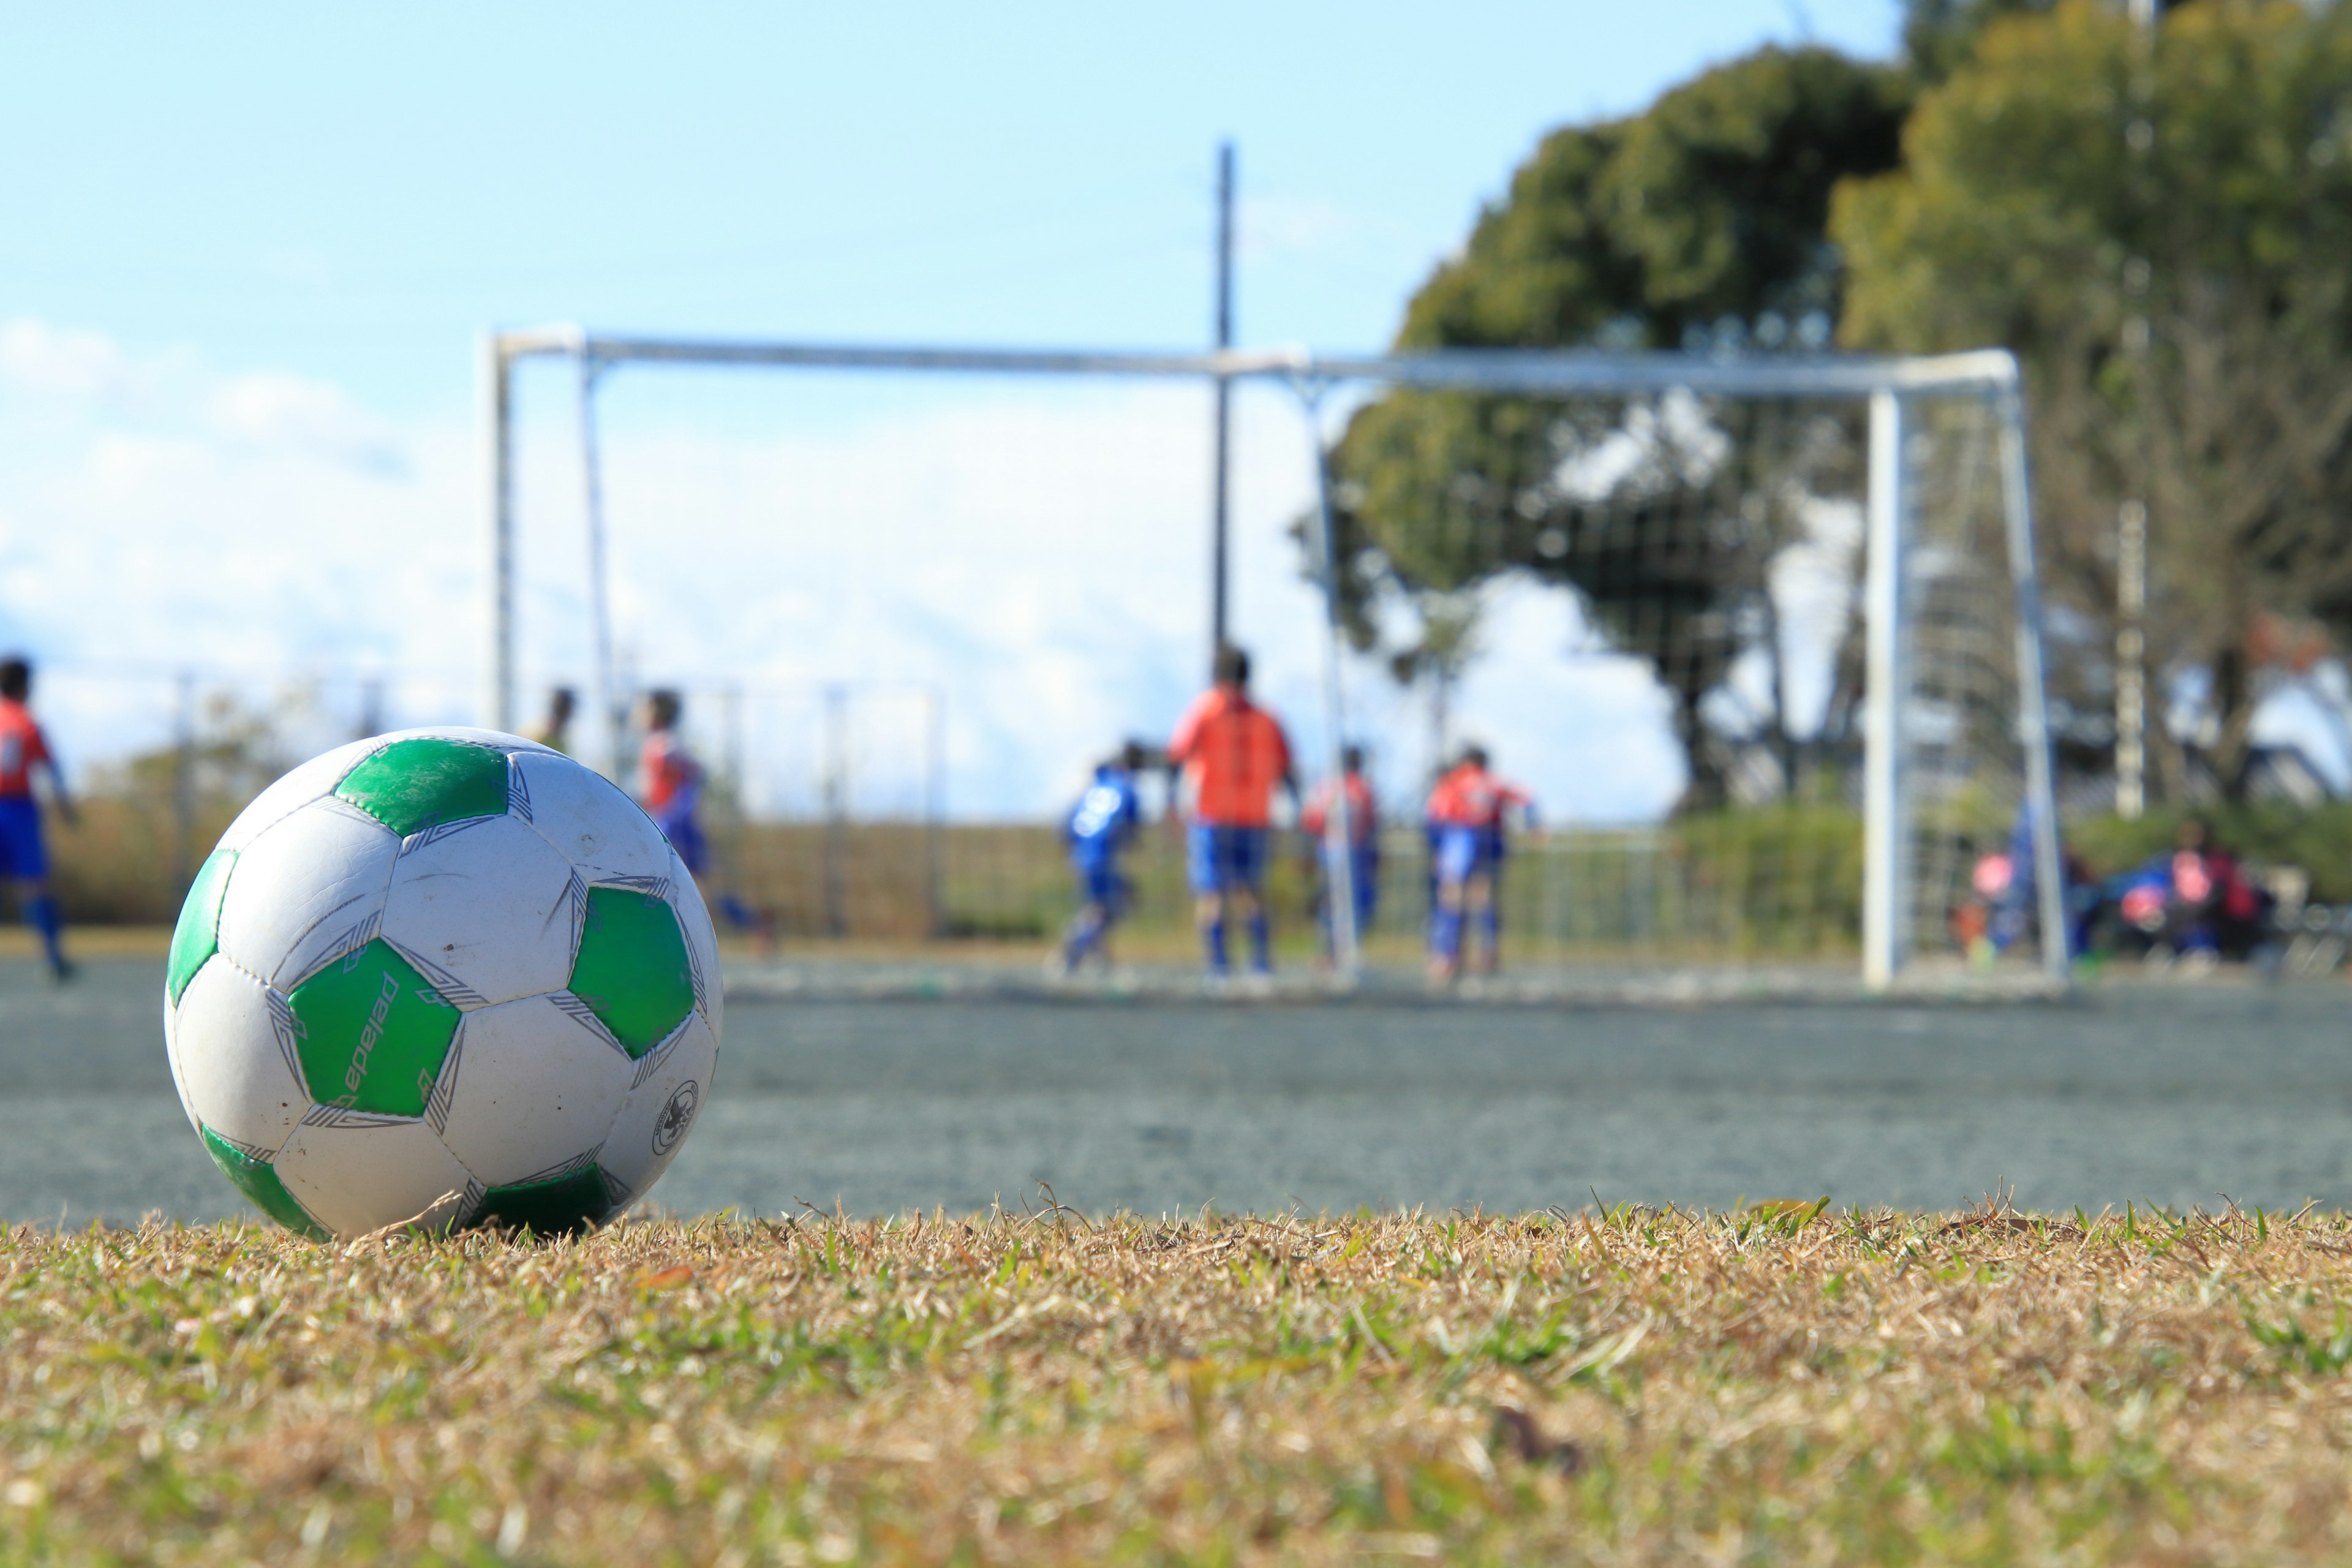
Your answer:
[480,328,2066,991]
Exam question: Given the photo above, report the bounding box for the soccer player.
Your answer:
[1169,644,1294,978]
[1057,741,1147,973]
[637,688,707,878]
[1300,744,1378,960]
[529,686,577,754]
[1425,744,1534,981]
[0,657,75,980]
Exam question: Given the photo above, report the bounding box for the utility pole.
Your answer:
[2115,0,2157,816]
[1209,140,1236,662]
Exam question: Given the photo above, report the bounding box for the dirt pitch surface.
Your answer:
[7,1205,2352,1562]
[9,955,2352,1221]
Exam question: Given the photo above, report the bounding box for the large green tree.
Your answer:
[1834,0,2352,800]
[1325,47,1909,805]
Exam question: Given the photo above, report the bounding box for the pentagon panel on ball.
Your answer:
[286,938,460,1120]
[567,885,698,1058]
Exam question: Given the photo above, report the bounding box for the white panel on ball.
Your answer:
[213,736,383,855]
[217,797,402,989]
[434,995,635,1188]
[170,956,309,1156]
[380,816,581,1007]
[511,750,673,883]
[274,1119,477,1236]
[161,994,200,1139]
[669,848,723,1039]
[600,1011,718,1208]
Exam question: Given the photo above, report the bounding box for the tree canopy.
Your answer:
[1325,47,1908,806]
[1834,0,2352,799]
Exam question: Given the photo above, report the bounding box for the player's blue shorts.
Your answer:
[1187,824,1268,895]
[1432,823,1498,886]
[1072,857,1129,911]
[654,807,707,877]
[0,796,45,881]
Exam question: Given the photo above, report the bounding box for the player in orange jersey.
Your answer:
[1168,644,1294,976]
[0,657,75,979]
[1300,744,1378,962]
[1425,744,1534,981]
[637,688,706,878]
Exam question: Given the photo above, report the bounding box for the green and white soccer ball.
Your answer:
[162,727,721,1239]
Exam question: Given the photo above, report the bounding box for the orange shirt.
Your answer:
[1169,687,1291,827]
[1426,763,1529,829]
[1302,772,1376,845]
[0,700,51,798]
[639,730,700,813]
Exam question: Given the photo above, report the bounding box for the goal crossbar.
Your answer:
[480,326,2062,990]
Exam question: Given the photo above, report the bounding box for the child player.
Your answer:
[1168,644,1294,978]
[1300,744,1377,962]
[0,657,75,980]
[1057,741,1147,973]
[1425,744,1534,981]
[637,689,706,880]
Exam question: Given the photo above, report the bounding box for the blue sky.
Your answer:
[2,2,1900,409]
[0,1,1936,817]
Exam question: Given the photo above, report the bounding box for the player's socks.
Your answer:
[1477,905,1500,962]
[1246,912,1270,973]
[1430,905,1464,965]
[1204,917,1229,974]
[26,895,64,976]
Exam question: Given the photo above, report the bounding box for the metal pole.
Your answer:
[925,687,946,939]
[578,356,624,780]
[1863,390,1910,991]
[1295,381,1360,978]
[481,333,516,733]
[2115,500,2148,817]
[1210,140,1236,658]
[823,683,850,939]
[1999,390,2073,987]
[2117,0,2157,815]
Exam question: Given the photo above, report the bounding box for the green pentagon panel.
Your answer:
[333,737,509,838]
[200,1125,330,1240]
[568,887,696,1058]
[167,848,236,1006]
[287,938,459,1118]
[475,1165,614,1235]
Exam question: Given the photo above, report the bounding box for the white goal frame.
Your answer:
[480,328,2065,990]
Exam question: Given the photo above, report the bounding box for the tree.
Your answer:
[1324,47,1909,805]
[1834,0,2352,800]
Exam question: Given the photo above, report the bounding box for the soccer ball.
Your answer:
[162,727,722,1238]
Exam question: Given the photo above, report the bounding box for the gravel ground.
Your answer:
[9,956,2349,1222]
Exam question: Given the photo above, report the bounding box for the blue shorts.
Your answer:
[654,808,707,877]
[1187,824,1268,895]
[1432,824,1498,886]
[0,797,45,881]
[1072,859,1129,911]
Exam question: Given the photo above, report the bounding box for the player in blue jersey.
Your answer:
[1058,742,1147,973]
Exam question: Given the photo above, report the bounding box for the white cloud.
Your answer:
[208,371,409,476]
[0,320,1710,823]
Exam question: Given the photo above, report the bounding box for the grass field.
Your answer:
[7,1204,2352,1564]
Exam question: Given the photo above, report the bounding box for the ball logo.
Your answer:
[652,1080,700,1155]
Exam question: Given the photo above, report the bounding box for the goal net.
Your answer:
[483,333,2064,990]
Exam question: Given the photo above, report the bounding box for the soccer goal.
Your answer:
[480,329,2065,991]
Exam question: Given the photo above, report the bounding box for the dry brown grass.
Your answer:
[6,1200,2352,1563]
